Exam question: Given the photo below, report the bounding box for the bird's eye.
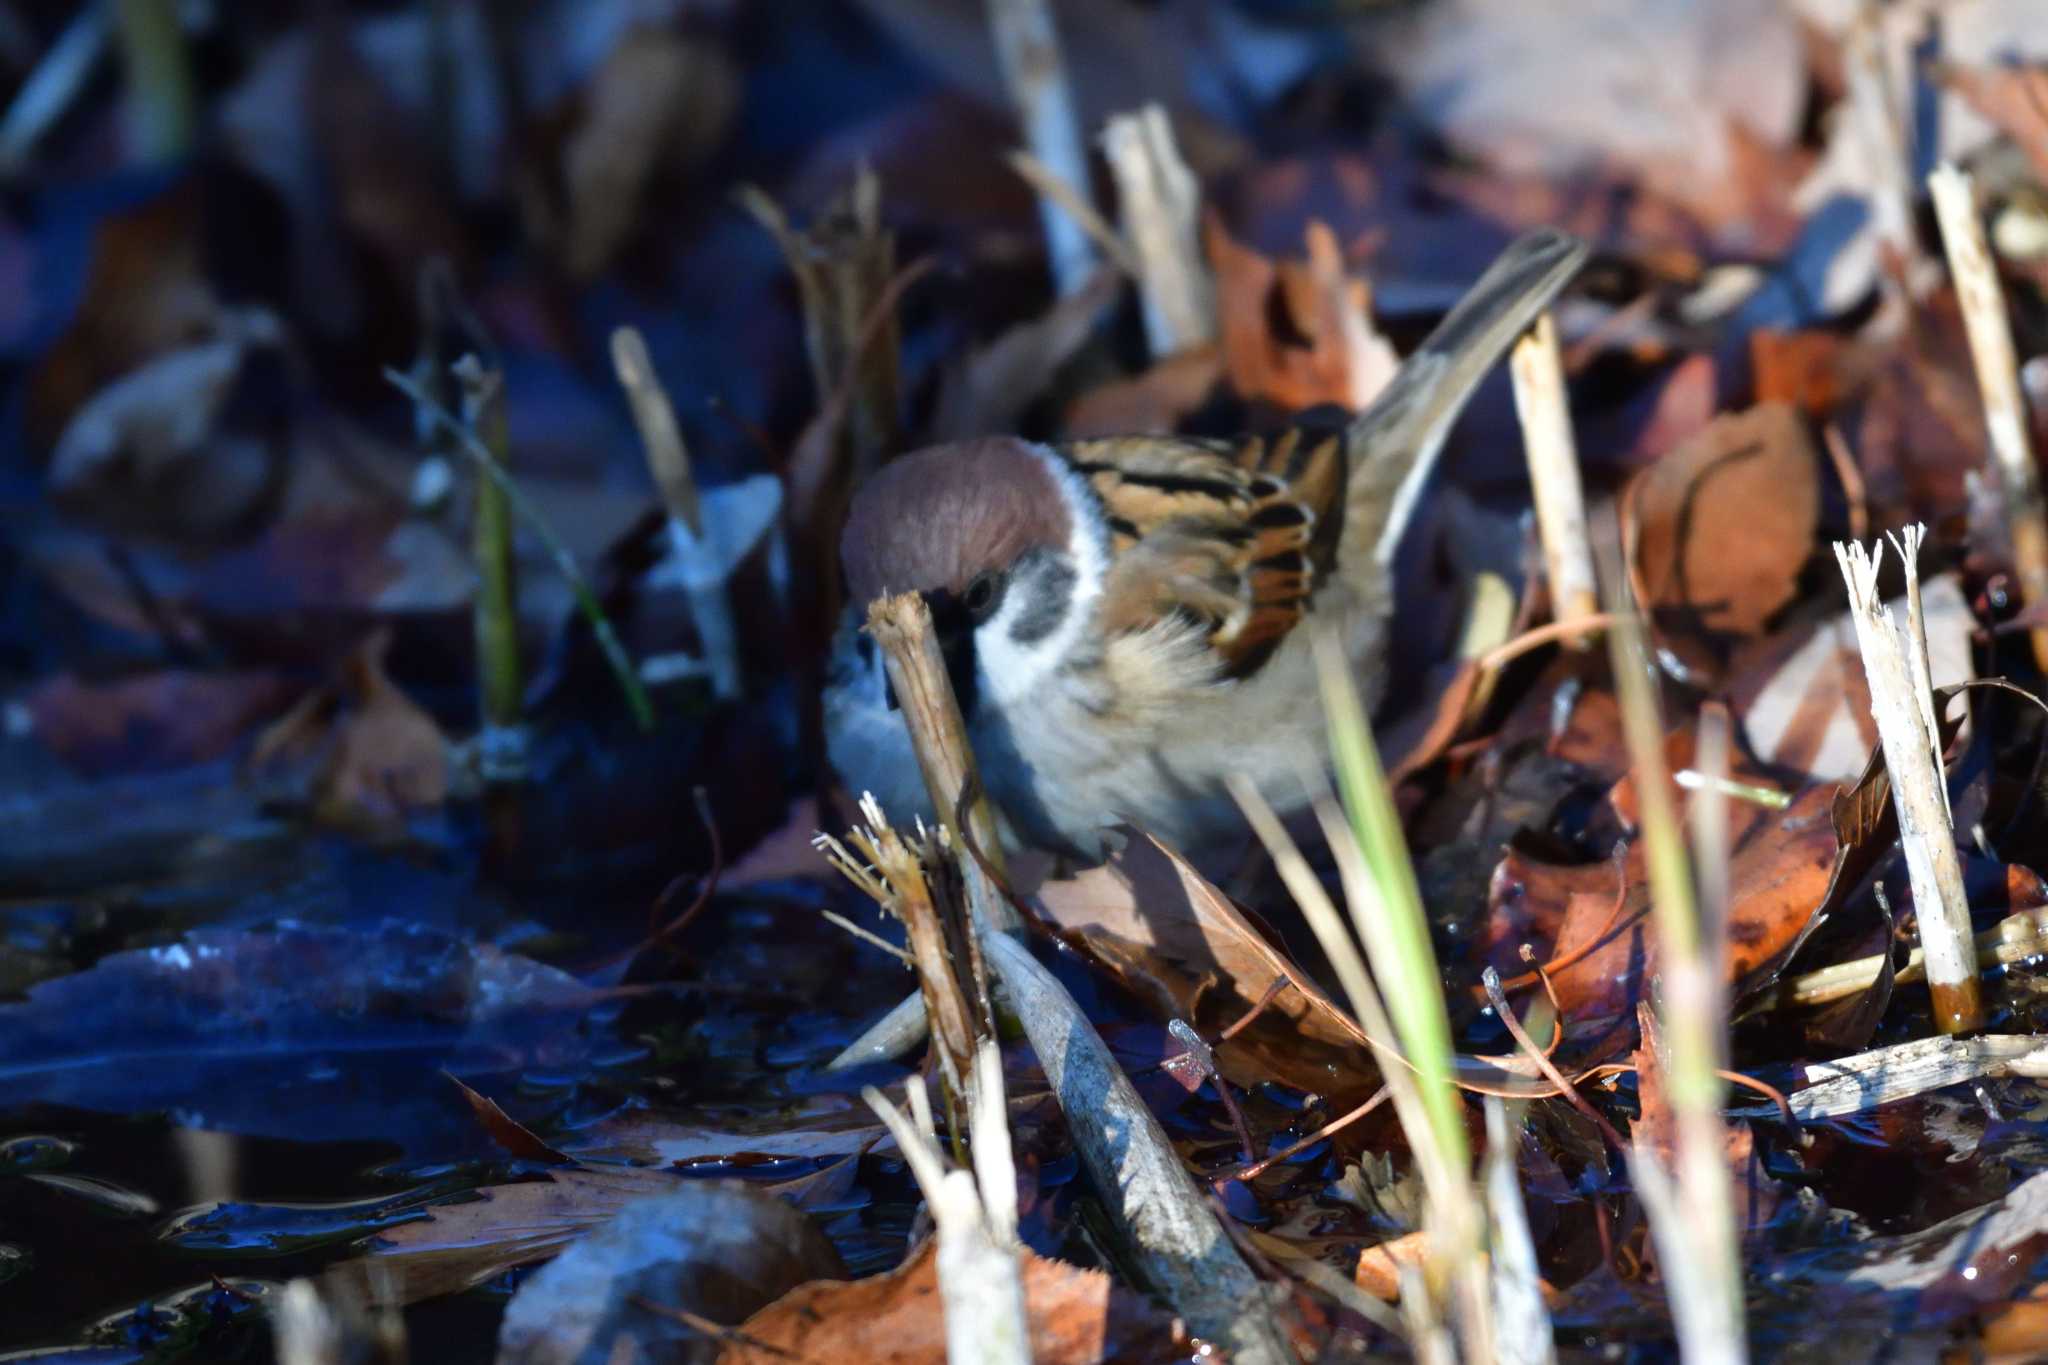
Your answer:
[962,570,1004,623]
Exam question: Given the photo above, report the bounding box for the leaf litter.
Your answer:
[10,3,2048,1361]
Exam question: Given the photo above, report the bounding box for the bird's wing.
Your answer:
[1062,429,1345,679]
[1059,227,1588,684]
[1342,227,1590,571]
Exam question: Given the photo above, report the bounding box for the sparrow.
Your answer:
[826,228,1589,860]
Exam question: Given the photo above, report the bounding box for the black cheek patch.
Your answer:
[1007,553,1077,645]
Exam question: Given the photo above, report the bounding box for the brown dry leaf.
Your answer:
[1857,292,1991,520]
[47,320,287,548]
[247,628,448,832]
[1386,0,1805,236]
[448,1076,571,1166]
[1940,61,2048,186]
[1631,400,1820,669]
[720,1237,1185,1365]
[551,26,738,278]
[1628,1004,1789,1232]
[1485,783,1837,1023]
[307,21,467,278]
[23,669,298,778]
[1206,213,1397,414]
[927,267,1119,441]
[337,1167,679,1306]
[1030,830,1380,1096]
[1623,352,1719,467]
[342,1161,857,1312]
[1064,345,1224,437]
[25,183,221,448]
[1343,1230,1427,1302]
[1728,574,1974,784]
[1751,328,1850,417]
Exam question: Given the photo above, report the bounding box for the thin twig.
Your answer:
[1481,967,1626,1152]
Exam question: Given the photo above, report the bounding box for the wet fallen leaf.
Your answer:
[1631,400,1820,669]
[1485,783,1837,1024]
[1206,214,1397,413]
[0,922,594,1147]
[719,1237,1185,1364]
[343,1167,678,1305]
[1804,1167,2048,1318]
[1628,1002,1790,1233]
[1030,829,1381,1095]
[496,1182,843,1363]
[343,1162,854,1311]
[247,628,449,833]
[567,1095,891,1167]
[22,669,298,778]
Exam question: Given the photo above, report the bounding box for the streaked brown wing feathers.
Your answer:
[1064,431,1345,678]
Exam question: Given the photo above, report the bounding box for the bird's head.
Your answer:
[838,437,1106,715]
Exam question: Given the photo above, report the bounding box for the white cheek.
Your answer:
[975,600,1045,708]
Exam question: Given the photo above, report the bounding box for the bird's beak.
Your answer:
[880,589,980,720]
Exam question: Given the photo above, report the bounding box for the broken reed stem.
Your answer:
[610,327,700,536]
[1843,11,1924,310]
[982,0,1095,296]
[1509,312,1597,644]
[112,0,193,165]
[1928,161,2048,673]
[864,592,1013,905]
[1834,535,1982,1032]
[610,327,743,701]
[863,1054,1031,1365]
[385,367,655,733]
[824,593,1019,1074]
[1101,105,1215,358]
[1482,1097,1558,1365]
[451,356,528,780]
[827,989,930,1070]
[819,800,983,1121]
[1605,564,1746,1360]
[1752,905,2048,1013]
[739,174,901,482]
[1004,150,1142,279]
